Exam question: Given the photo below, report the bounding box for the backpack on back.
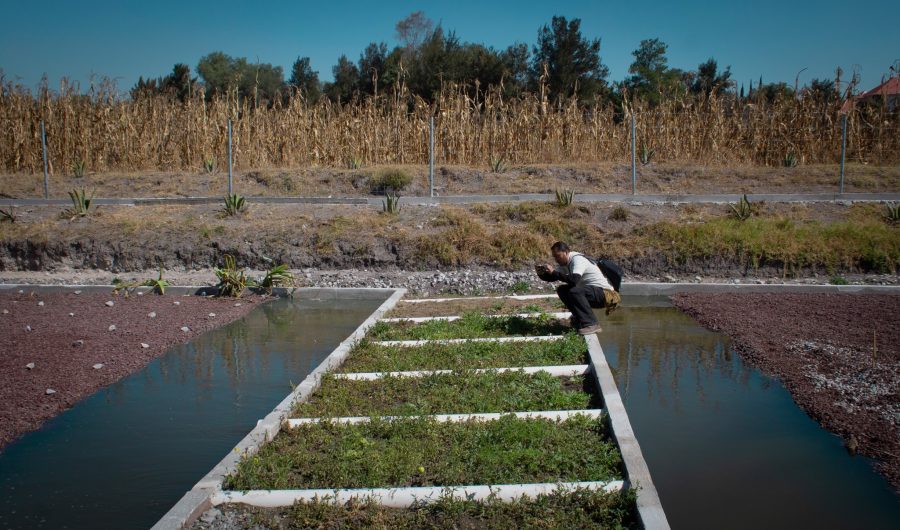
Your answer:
[595,258,624,292]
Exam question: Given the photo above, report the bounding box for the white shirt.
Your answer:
[556,252,614,291]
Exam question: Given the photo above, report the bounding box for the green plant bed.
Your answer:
[371,312,570,341]
[220,488,638,529]
[294,371,594,418]
[225,415,621,490]
[340,333,587,372]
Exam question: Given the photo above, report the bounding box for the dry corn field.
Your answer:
[1,78,898,174]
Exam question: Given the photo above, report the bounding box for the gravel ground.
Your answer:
[0,290,269,450]
[671,293,900,492]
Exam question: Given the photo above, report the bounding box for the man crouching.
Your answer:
[535,241,620,335]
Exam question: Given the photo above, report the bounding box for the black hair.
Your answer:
[550,241,570,252]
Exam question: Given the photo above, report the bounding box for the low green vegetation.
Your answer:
[370,312,569,341]
[641,216,900,274]
[554,188,575,207]
[233,488,637,529]
[729,194,754,221]
[340,333,586,372]
[223,193,247,216]
[62,188,95,219]
[370,167,412,194]
[112,267,170,295]
[70,159,86,177]
[294,371,592,418]
[489,157,508,173]
[225,415,621,490]
[382,192,401,214]
[214,254,251,297]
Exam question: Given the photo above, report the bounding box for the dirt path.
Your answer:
[0,290,269,450]
[671,293,900,491]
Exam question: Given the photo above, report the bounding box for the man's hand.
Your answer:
[535,264,554,275]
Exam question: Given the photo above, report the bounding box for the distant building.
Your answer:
[841,76,900,113]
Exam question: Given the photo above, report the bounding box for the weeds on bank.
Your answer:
[247,488,637,529]
[783,151,799,168]
[215,254,251,297]
[225,415,621,490]
[608,206,629,221]
[341,333,586,372]
[258,263,294,294]
[370,168,412,194]
[203,157,216,174]
[884,202,900,225]
[554,189,575,207]
[294,371,591,418]
[0,208,16,223]
[489,157,508,173]
[112,267,170,296]
[729,194,754,221]
[370,312,569,341]
[70,159,86,177]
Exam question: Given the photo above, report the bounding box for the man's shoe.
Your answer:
[578,324,602,335]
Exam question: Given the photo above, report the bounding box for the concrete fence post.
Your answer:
[41,121,49,199]
[227,119,233,196]
[631,113,637,195]
[429,116,435,198]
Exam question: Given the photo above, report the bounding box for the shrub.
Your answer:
[554,189,575,207]
[370,168,412,194]
[608,206,629,222]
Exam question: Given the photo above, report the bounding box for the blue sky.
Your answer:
[1,0,897,94]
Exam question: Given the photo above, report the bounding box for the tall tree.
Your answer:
[289,56,322,103]
[395,11,434,51]
[500,43,530,96]
[690,58,733,97]
[325,55,360,103]
[624,38,685,105]
[197,51,284,102]
[357,42,388,96]
[530,16,609,103]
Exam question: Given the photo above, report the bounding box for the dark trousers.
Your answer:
[556,284,606,328]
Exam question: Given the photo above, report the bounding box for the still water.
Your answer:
[0,294,386,530]
[600,299,899,530]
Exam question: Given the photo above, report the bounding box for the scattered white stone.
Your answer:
[25,362,35,370]
[2,309,8,314]
[141,343,149,348]
[74,290,82,295]
[25,325,32,332]
[93,363,104,370]
[69,312,75,317]
[180,326,190,332]
[37,301,44,306]
[72,340,84,347]
[148,312,157,318]
[208,313,216,318]
[234,303,242,307]
[108,324,117,332]
[173,301,181,306]
[18,289,24,294]
[137,291,145,296]
[45,389,56,395]
[105,301,114,307]
[199,508,222,525]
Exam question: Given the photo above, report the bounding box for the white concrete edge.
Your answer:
[212,480,625,509]
[584,334,670,530]
[374,335,566,346]
[380,311,571,323]
[332,364,590,380]
[401,294,558,303]
[286,408,603,427]
[151,288,407,530]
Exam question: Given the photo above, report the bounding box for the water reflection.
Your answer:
[0,295,385,530]
[596,302,900,530]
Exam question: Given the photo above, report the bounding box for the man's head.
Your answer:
[550,241,570,266]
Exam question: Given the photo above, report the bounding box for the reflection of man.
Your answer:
[535,241,620,335]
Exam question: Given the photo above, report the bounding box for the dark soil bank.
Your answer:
[0,290,268,450]
[671,293,900,491]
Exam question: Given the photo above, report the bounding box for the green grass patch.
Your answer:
[225,415,621,490]
[340,333,586,372]
[371,312,570,341]
[229,488,638,529]
[641,216,900,274]
[294,371,593,417]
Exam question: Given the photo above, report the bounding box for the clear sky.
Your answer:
[1,0,897,95]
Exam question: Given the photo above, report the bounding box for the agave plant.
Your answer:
[71,159,86,177]
[0,207,16,223]
[223,193,247,216]
[347,156,363,170]
[729,194,753,221]
[489,157,508,173]
[640,144,655,165]
[258,264,294,294]
[203,157,216,174]
[215,254,251,297]
[112,267,170,296]
[64,188,96,218]
[554,188,575,207]
[884,202,900,224]
[383,192,401,214]
[783,152,798,168]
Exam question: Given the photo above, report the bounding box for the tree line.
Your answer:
[130,12,844,108]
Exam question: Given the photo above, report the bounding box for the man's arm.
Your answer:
[536,265,581,285]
